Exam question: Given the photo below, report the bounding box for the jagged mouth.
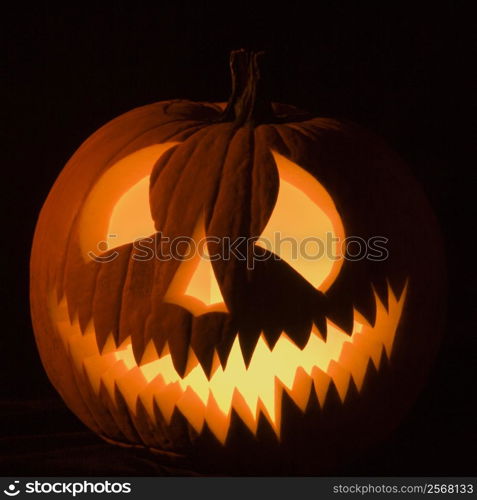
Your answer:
[51,282,407,444]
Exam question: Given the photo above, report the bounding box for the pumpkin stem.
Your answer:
[220,49,275,125]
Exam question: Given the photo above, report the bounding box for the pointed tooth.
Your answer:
[284,319,312,349]
[77,276,97,333]
[262,326,282,350]
[323,369,347,408]
[81,376,123,439]
[144,303,191,377]
[190,312,228,379]
[113,383,142,441]
[165,325,191,379]
[238,326,262,368]
[149,302,189,347]
[359,358,380,397]
[93,320,113,353]
[325,273,354,335]
[311,290,328,341]
[326,301,354,335]
[56,274,66,305]
[98,380,136,443]
[216,334,237,369]
[149,398,180,449]
[372,278,389,311]
[66,296,79,328]
[313,312,327,341]
[131,335,146,366]
[190,338,215,380]
[256,410,280,443]
[388,273,408,302]
[151,319,169,364]
[75,256,103,334]
[169,343,189,380]
[134,398,158,447]
[205,316,236,371]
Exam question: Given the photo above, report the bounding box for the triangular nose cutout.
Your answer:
[164,214,228,316]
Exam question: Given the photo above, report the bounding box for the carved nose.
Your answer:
[164,215,228,316]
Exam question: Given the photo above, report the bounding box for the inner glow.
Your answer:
[107,176,154,249]
[52,283,406,444]
[78,143,178,259]
[164,214,228,316]
[257,153,345,291]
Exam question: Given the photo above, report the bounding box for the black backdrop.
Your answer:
[2,3,475,475]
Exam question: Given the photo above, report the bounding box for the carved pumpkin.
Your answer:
[30,50,444,474]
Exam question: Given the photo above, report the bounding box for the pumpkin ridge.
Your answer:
[56,212,77,304]
[250,126,280,236]
[269,123,304,159]
[150,123,233,235]
[257,124,292,160]
[283,118,344,140]
[282,122,320,141]
[205,126,254,299]
[158,124,238,243]
[63,232,82,321]
[202,126,241,230]
[154,121,209,145]
[148,145,180,195]
[148,125,213,206]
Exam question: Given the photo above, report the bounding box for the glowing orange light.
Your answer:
[51,283,407,444]
[107,176,154,249]
[164,213,228,316]
[257,152,345,291]
[78,143,178,258]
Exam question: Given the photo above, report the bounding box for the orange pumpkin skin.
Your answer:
[30,51,444,474]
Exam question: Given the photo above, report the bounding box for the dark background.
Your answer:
[2,3,475,475]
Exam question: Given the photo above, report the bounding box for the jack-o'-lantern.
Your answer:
[30,50,444,474]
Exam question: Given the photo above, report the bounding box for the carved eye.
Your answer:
[256,152,345,291]
[79,145,229,316]
[78,143,177,258]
